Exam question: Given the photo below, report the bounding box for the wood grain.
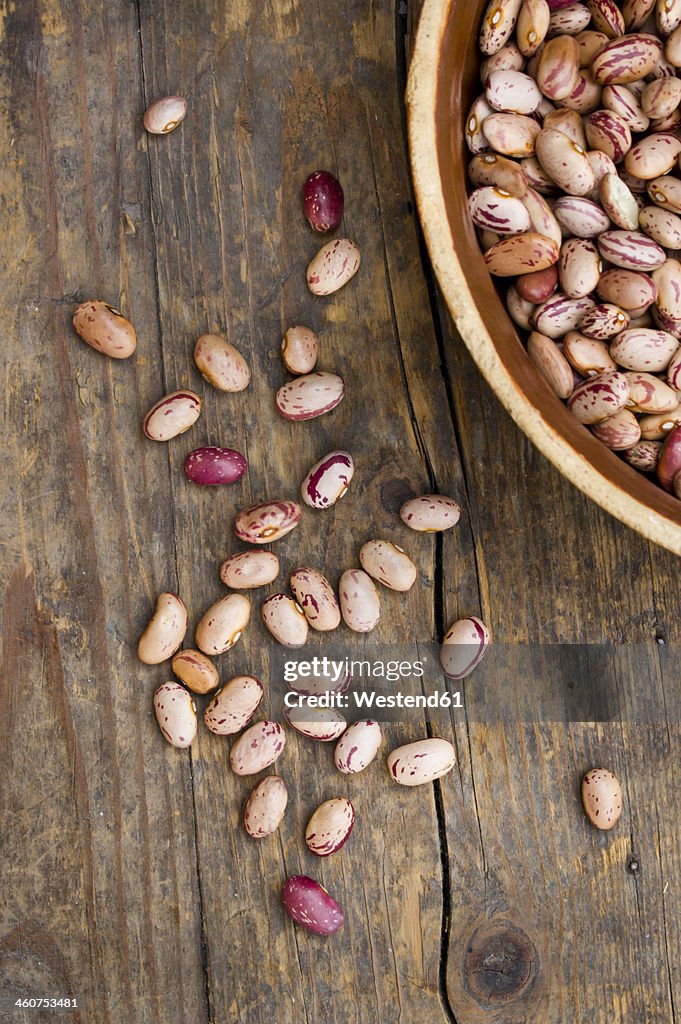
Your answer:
[0,1,680,1022]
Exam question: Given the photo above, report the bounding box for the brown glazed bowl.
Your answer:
[406,0,681,557]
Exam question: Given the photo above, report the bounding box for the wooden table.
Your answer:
[2,2,680,1022]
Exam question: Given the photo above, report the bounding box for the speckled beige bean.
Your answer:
[639,206,681,247]
[585,110,632,162]
[667,346,681,389]
[602,84,650,131]
[592,33,662,85]
[597,269,658,311]
[399,494,461,531]
[440,617,491,680]
[334,720,383,774]
[517,0,550,56]
[520,156,558,193]
[527,331,575,397]
[598,174,639,231]
[641,78,681,120]
[624,372,678,413]
[547,4,591,34]
[648,174,681,213]
[536,34,580,100]
[609,328,679,371]
[305,799,355,857]
[195,594,251,656]
[480,42,526,79]
[465,95,494,154]
[219,550,280,589]
[243,776,288,839]
[558,240,601,300]
[587,0,624,36]
[275,372,345,420]
[153,682,197,748]
[533,292,596,336]
[286,705,347,742]
[657,0,681,37]
[204,675,264,735]
[653,260,681,325]
[143,389,202,441]
[521,188,563,245]
[507,285,536,329]
[339,570,381,633]
[72,300,137,359]
[623,0,656,30]
[479,0,523,54]
[667,24,681,64]
[542,108,586,148]
[230,721,286,776]
[468,187,531,233]
[484,232,560,275]
[138,592,188,665]
[306,238,361,296]
[171,649,219,695]
[591,408,642,449]
[535,129,595,195]
[290,568,341,631]
[576,30,609,66]
[467,153,529,196]
[482,112,541,156]
[234,500,302,544]
[564,331,618,375]
[301,451,354,508]
[567,370,630,423]
[586,150,618,196]
[143,95,187,134]
[582,769,622,829]
[578,304,630,341]
[359,540,417,592]
[639,407,681,438]
[281,325,318,374]
[261,594,309,647]
[561,70,603,114]
[194,333,251,392]
[625,133,681,179]
[387,738,456,787]
[485,70,541,114]
[623,439,662,469]
[553,196,610,237]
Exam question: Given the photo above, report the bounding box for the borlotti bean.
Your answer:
[301,451,354,508]
[234,500,302,544]
[306,238,361,296]
[536,35,580,100]
[485,70,542,113]
[667,347,681,388]
[334,720,383,774]
[219,550,280,589]
[544,109,587,148]
[623,439,662,469]
[171,649,219,694]
[534,292,595,333]
[549,4,592,33]
[609,328,679,371]
[399,494,461,531]
[578,304,630,340]
[517,0,550,56]
[592,33,662,85]
[481,112,541,156]
[440,617,491,680]
[72,300,137,359]
[657,425,681,490]
[624,372,678,413]
[625,133,681,178]
[587,0,624,37]
[585,109,632,162]
[591,407,642,448]
[597,230,666,271]
[480,41,525,80]
[280,876,344,936]
[359,540,418,591]
[563,331,618,375]
[647,174,681,212]
[230,721,286,775]
[143,390,202,441]
[281,325,319,374]
[302,171,344,232]
[195,594,251,655]
[527,331,575,397]
[468,187,531,233]
[568,369,630,422]
[599,173,639,230]
[184,446,247,486]
[557,240,601,299]
[602,84,649,131]
[581,768,623,829]
[507,285,536,329]
[596,269,657,310]
[243,776,288,839]
[305,799,355,857]
[387,738,456,787]
[261,594,309,647]
[138,592,188,664]
[536,129,595,194]
[153,682,197,748]
[553,195,610,237]
[194,333,251,392]
[639,407,681,438]
[468,153,529,195]
[275,372,345,420]
[339,570,381,633]
[289,568,341,631]
[521,188,563,244]
[285,705,347,742]
[143,95,187,134]
[466,95,494,154]
[204,675,264,735]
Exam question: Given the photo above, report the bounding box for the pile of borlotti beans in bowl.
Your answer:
[467,0,681,496]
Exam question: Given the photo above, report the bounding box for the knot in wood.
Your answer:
[463,920,538,1008]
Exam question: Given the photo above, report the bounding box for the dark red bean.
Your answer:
[183,446,247,486]
[302,171,344,233]
[280,876,344,935]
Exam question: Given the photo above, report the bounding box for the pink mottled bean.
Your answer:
[230,721,286,775]
[305,799,355,857]
[334,720,383,774]
[275,372,345,421]
[339,569,381,633]
[153,682,196,748]
[306,239,361,296]
[204,676,264,736]
[143,390,202,441]
[301,451,354,508]
[234,500,302,544]
[387,738,456,787]
[567,370,630,423]
[591,408,641,449]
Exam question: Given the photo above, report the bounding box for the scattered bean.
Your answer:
[219,550,280,589]
[399,494,461,531]
[286,705,347,742]
[204,675,264,735]
[195,594,251,655]
[301,451,354,508]
[275,371,345,420]
[184,446,247,486]
[339,569,381,633]
[281,325,319,374]
[234,500,301,544]
[387,738,456,787]
[305,798,355,857]
[138,592,188,665]
[334,720,383,774]
[194,333,251,392]
[280,876,344,935]
[581,768,623,829]
[243,776,288,839]
[230,721,286,775]
[307,238,361,296]
[143,95,187,134]
[153,682,196,748]
[171,649,219,694]
[73,300,137,359]
[359,539,417,591]
[440,617,491,679]
[302,171,344,232]
[261,594,309,647]
[143,390,202,441]
[289,568,341,631]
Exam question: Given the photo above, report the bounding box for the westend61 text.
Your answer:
[284,690,463,709]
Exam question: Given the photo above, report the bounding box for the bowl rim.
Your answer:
[406,0,681,558]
